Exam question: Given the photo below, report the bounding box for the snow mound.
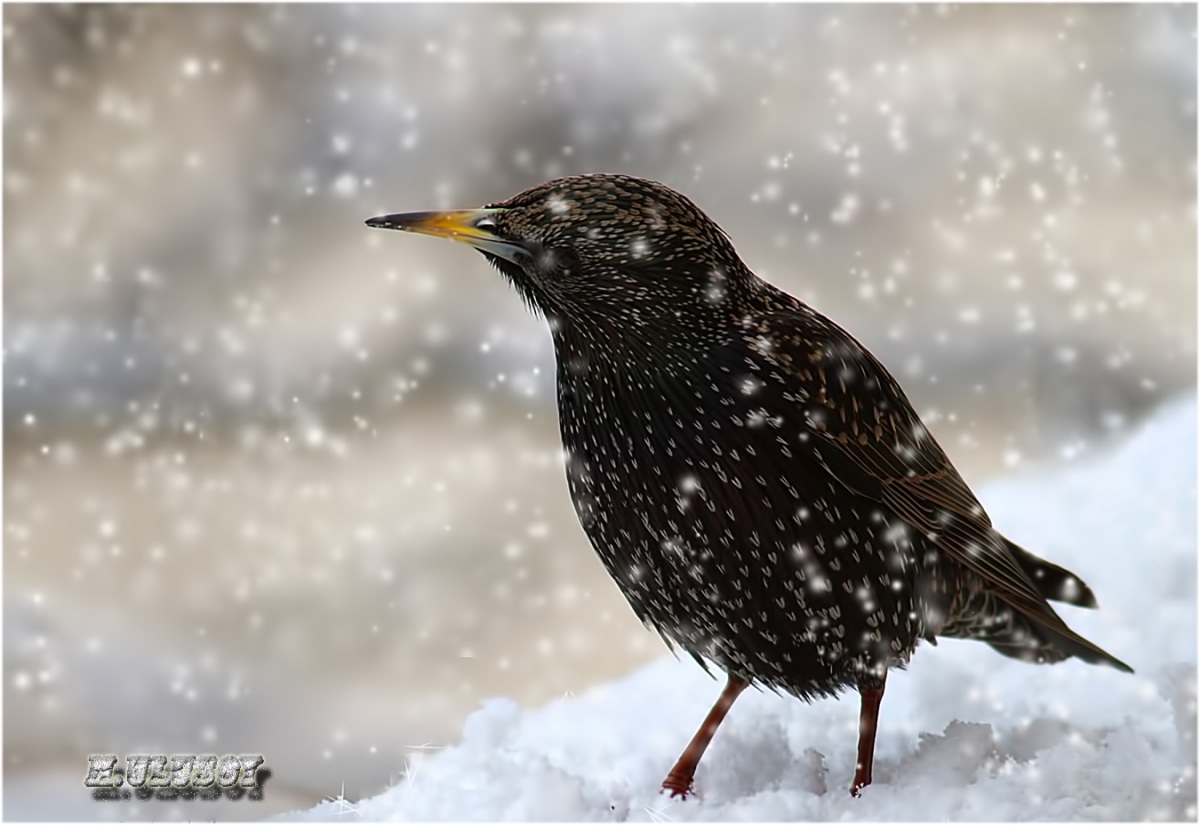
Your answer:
[293,396,1196,821]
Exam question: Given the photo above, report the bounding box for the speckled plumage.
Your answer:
[367,173,1132,797]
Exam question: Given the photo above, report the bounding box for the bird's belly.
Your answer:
[559,400,929,697]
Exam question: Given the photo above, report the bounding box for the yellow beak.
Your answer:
[365,208,528,263]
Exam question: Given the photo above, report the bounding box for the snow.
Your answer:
[290,395,1196,821]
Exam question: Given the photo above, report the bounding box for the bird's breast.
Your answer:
[549,337,928,690]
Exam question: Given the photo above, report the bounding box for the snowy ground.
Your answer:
[292,395,1196,821]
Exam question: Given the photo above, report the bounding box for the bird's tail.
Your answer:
[987,609,1134,673]
[939,559,1133,674]
[936,587,1132,671]
[1003,537,1099,609]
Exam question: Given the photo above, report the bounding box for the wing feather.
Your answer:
[752,308,1128,671]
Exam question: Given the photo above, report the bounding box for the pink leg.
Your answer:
[850,682,885,797]
[661,674,749,799]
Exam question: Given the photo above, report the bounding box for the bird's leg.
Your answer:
[850,678,886,797]
[661,673,749,799]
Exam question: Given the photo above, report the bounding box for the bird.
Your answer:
[366,173,1132,799]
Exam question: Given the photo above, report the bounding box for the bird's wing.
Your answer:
[751,308,1122,665]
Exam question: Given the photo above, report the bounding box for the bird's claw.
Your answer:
[660,773,694,800]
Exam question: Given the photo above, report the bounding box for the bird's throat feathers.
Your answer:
[489,251,775,356]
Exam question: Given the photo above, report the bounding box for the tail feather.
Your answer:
[1003,537,1099,609]
[1024,611,1134,673]
[940,583,1133,674]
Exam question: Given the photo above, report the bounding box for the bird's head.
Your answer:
[367,174,754,337]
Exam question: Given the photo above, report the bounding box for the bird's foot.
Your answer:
[849,769,872,798]
[660,772,694,800]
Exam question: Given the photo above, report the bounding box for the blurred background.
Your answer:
[3,3,1195,820]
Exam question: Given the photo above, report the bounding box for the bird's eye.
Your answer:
[533,246,580,279]
[475,216,498,232]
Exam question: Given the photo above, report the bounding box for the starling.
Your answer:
[366,174,1132,798]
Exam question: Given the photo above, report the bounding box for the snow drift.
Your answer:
[294,396,1196,821]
